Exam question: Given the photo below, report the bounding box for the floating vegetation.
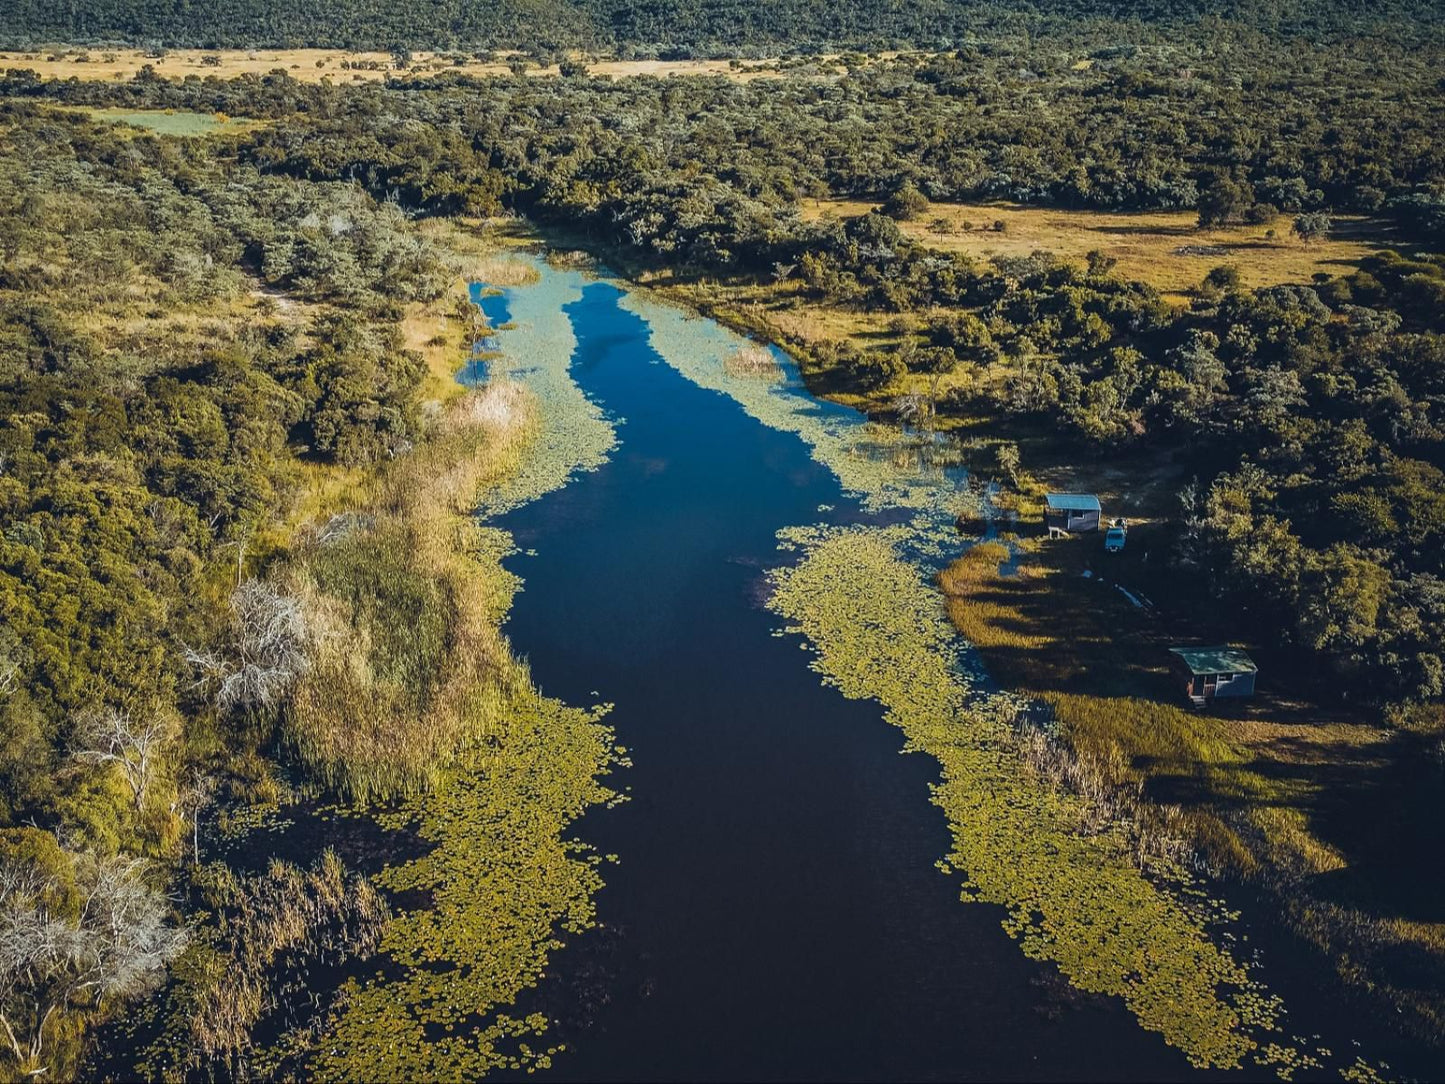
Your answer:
[617,288,962,522]
[469,263,617,516]
[308,685,622,1080]
[766,524,1285,1070]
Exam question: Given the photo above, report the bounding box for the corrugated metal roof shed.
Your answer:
[1045,493,1101,512]
[1170,646,1258,675]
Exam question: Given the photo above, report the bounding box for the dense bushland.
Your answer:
[2,0,1442,53]
[0,104,473,1076]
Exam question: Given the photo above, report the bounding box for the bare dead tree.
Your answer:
[0,631,22,700]
[0,850,186,1074]
[0,861,82,1072]
[186,579,311,714]
[176,770,217,868]
[72,854,188,1003]
[892,392,931,430]
[69,708,178,813]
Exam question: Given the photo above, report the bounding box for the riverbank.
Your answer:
[251,264,623,1076]
[613,237,1445,1054]
[937,534,1445,1047]
[86,234,627,1076]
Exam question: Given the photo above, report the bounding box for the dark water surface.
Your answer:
[480,276,1445,1083]
[488,281,1211,1082]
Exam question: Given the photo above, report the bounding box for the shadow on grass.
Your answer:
[945,529,1445,939]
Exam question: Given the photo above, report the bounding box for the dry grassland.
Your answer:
[803,197,1393,302]
[1,46,819,84]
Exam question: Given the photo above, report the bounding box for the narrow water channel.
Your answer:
[486,279,1210,1081]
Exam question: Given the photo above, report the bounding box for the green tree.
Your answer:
[1197,175,1254,228]
[1293,211,1334,243]
[882,182,929,221]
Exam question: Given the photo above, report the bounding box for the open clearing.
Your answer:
[0,47,858,84]
[802,197,1395,301]
[650,194,1398,433]
[66,105,261,135]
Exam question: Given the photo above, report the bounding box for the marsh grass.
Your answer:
[81,107,255,137]
[723,342,786,381]
[134,850,388,1079]
[282,382,539,802]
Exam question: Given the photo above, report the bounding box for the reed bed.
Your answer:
[283,382,539,802]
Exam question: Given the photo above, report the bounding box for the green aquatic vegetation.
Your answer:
[309,683,621,1081]
[475,262,617,516]
[766,524,1284,1069]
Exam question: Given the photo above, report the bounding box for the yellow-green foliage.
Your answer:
[767,524,1282,1069]
[306,677,620,1079]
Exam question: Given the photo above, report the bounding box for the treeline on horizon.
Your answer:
[2,0,1443,53]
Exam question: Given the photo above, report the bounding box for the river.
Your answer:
[469,261,1434,1082]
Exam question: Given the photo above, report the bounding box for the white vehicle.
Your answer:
[1104,517,1127,553]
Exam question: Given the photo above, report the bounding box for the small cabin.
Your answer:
[1044,493,1101,536]
[1170,646,1257,704]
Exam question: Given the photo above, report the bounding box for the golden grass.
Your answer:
[398,219,544,405]
[802,197,1392,301]
[401,295,471,405]
[416,216,539,272]
[284,382,539,801]
[1,47,816,85]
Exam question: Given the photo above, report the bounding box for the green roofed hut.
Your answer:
[1170,646,1258,705]
[1044,493,1101,536]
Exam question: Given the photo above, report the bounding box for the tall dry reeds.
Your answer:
[723,342,785,381]
[163,850,387,1076]
[281,382,539,802]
